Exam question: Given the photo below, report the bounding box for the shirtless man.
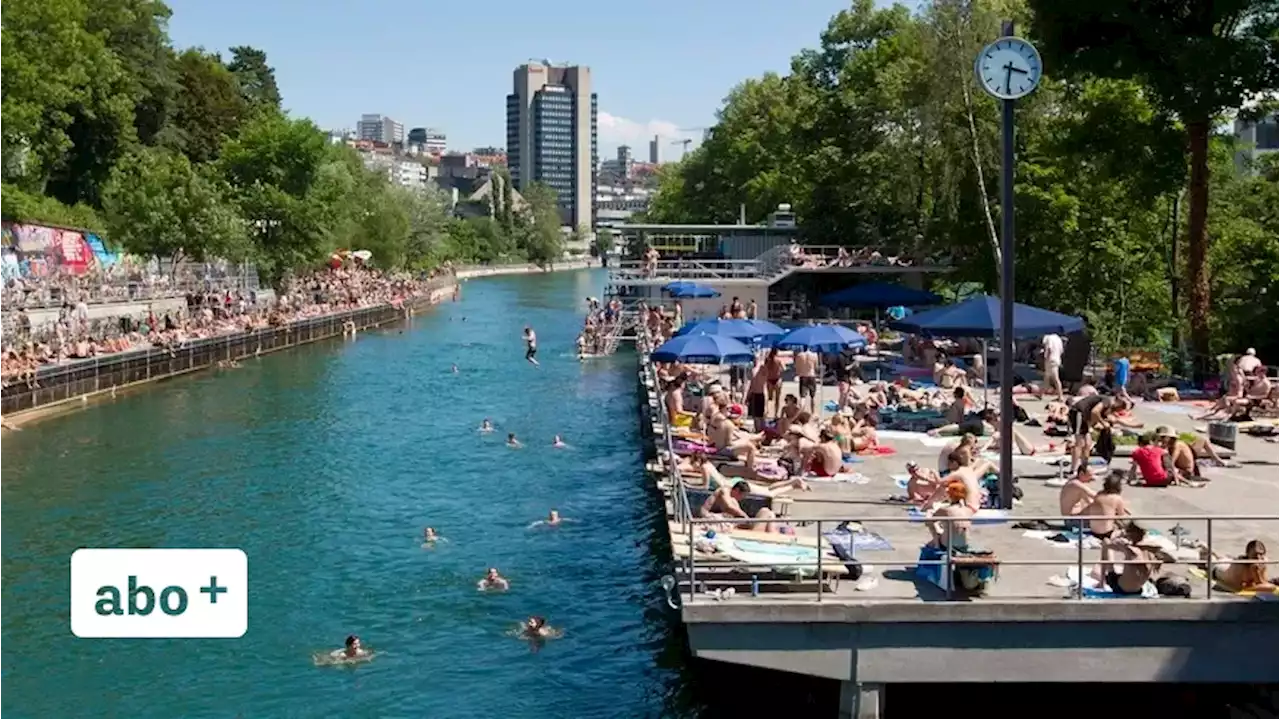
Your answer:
[697,480,778,533]
[1100,523,1159,595]
[708,412,762,468]
[478,567,510,591]
[794,347,820,415]
[745,358,769,422]
[522,325,539,366]
[1067,395,1142,474]
[774,394,801,436]
[764,348,785,418]
[1154,425,1206,485]
[665,375,692,424]
[1058,464,1097,519]
[807,429,849,477]
[923,451,996,549]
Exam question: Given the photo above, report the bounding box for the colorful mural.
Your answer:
[0,221,119,278]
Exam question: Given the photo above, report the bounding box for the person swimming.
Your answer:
[421,527,446,547]
[451,364,458,374]
[480,419,494,433]
[552,435,567,448]
[518,616,561,640]
[478,567,510,591]
[315,635,374,665]
[507,433,522,448]
[529,509,570,528]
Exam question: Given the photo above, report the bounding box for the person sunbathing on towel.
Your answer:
[1098,523,1159,595]
[1201,540,1276,592]
[1058,465,1098,519]
[708,412,762,468]
[697,480,778,533]
[688,451,809,492]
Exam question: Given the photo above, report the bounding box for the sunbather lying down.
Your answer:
[682,452,809,493]
[697,481,779,533]
[1200,540,1277,592]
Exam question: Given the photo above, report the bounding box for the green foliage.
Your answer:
[167,49,249,164]
[226,46,281,117]
[645,0,1279,364]
[101,146,249,261]
[517,183,566,266]
[1,183,106,234]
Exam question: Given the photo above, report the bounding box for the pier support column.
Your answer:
[838,681,882,719]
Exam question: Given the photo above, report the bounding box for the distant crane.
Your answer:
[670,127,708,159]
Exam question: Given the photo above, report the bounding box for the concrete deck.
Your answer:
[639,361,1280,692]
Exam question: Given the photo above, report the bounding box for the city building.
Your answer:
[1234,112,1278,172]
[649,135,660,164]
[408,127,447,155]
[505,62,597,231]
[357,114,405,147]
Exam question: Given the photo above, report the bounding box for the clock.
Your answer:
[974,36,1042,101]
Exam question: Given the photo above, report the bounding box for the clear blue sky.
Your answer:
[166,0,864,158]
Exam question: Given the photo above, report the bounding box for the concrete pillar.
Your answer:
[838,681,883,719]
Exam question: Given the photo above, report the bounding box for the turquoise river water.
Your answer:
[2,270,733,718]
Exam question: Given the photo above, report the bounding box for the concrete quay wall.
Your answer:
[1,282,456,420]
[454,258,594,279]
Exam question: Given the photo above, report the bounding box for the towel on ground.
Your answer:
[824,525,894,553]
[907,507,1009,524]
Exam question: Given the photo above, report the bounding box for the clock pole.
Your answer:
[997,19,1017,511]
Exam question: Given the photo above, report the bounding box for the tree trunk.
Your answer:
[1185,120,1212,379]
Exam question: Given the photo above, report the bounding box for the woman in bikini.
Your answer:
[764,347,785,418]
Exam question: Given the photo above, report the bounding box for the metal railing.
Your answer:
[641,331,695,529]
[675,513,1278,604]
[611,258,763,282]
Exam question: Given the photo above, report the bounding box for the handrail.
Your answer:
[676,513,1279,603]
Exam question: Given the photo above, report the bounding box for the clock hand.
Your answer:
[1009,66,1028,76]
[1003,62,1014,94]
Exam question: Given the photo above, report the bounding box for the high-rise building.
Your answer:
[649,135,661,164]
[358,114,405,146]
[408,127,447,155]
[505,62,597,229]
[1234,112,1278,172]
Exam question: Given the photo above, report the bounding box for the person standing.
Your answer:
[794,347,820,416]
[1042,332,1065,401]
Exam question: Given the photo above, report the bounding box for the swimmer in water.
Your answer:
[478,567,510,592]
[529,509,569,528]
[552,435,567,448]
[480,419,494,433]
[421,527,446,547]
[507,433,522,448]
[520,616,560,639]
[315,634,374,665]
[452,364,458,373]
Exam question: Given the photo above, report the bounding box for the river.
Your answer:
[1,269,712,718]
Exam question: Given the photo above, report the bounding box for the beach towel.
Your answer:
[805,472,869,484]
[874,429,932,442]
[858,445,896,456]
[1062,566,1158,598]
[673,438,713,455]
[919,435,954,447]
[907,507,1009,524]
[824,526,893,553]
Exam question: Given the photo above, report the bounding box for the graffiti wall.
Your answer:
[1,222,119,280]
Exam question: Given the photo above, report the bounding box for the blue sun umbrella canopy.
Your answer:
[663,281,721,299]
[772,324,867,353]
[886,294,1085,339]
[650,333,756,365]
[675,318,786,343]
[819,282,944,309]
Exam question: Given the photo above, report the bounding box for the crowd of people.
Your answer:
[575,297,626,358]
[1,265,450,391]
[642,310,1275,598]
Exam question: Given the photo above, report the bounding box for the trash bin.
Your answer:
[1208,421,1238,451]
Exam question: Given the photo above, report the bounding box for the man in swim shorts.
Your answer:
[698,481,778,533]
[523,325,539,366]
[794,347,820,415]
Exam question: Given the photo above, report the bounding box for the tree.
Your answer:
[517,182,564,266]
[101,147,249,262]
[86,0,179,146]
[1029,0,1279,373]
[399,186,454,268]
[226,46,281,117]
[218,113,334,283]
[168,49,249,164]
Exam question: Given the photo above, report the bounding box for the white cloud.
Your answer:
[597,111,685,147]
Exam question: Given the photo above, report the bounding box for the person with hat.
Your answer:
[1154,425,1206,486]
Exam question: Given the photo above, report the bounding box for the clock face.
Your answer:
[974,37,1042,100]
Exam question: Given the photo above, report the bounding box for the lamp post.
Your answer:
[974,22,1042,509]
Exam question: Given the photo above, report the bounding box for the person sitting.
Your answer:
[1059,464,1098,519]
[1154,425,1206,486]
[1081,472,1130,571]
[1202,539,1277,592]
[921,451,995,549]
[697,480,778,533]
[807,429,852,477]
[1098,522,1160,595]
[708,412,762,468]
[1127,433,1171,487]
[904,461,941,504]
